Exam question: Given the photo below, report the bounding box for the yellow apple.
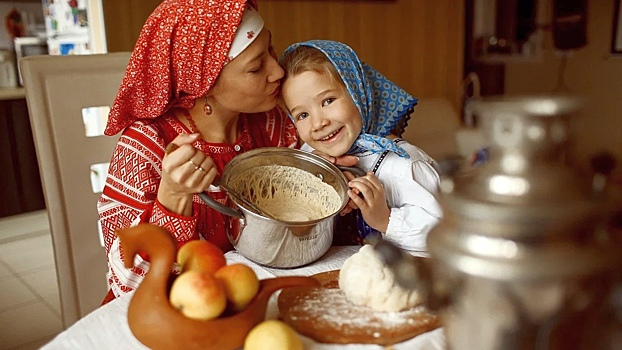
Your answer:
[169,270,227,321]
[214,263,260,311]
[244,320,304,350]
[177,240,226,274]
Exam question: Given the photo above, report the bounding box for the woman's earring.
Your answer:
[203,95,212,115]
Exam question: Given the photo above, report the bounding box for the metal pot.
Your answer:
[199,147,363,268]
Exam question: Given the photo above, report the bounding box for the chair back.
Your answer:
[20,52,130,328]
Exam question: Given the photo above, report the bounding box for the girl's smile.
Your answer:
[317,126,343,141]
[282,71,362,157]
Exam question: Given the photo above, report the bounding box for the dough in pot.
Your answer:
[338,244,423,312]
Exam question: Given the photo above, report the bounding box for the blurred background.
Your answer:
[1,0,620,220]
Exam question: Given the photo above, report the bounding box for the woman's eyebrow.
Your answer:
[247,50,263,64]
[247,31,272,64]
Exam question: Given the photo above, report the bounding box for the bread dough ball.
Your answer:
[338,244,423,312]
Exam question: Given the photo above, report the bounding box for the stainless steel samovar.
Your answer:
[376,96,622,349]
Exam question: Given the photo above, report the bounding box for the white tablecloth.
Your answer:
[41,246,445,349]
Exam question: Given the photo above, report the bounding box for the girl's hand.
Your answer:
[158,133,218,215]
[347,172,390,232]
[340,170,359,216]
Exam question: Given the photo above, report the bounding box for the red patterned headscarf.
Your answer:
[104,0,258,136]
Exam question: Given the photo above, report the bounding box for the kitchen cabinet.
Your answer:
[0,93,45,218]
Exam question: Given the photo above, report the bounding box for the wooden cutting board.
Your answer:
[278,270,441,345]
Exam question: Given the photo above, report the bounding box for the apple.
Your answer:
[244,320,304,350]
[214,263,260,311]
[177,240,226,274]
[169,270,227,321]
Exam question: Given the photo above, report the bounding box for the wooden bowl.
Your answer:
[116,224,319,350]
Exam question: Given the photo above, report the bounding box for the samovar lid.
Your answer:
[440,95,605,239]
[467,95,582,120]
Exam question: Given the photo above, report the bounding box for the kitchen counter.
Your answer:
[0,87,26,100]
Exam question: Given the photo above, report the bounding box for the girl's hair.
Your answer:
[280,45,411,137]
[280,46,344,87]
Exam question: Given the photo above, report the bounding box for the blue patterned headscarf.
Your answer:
[282,40,417,158]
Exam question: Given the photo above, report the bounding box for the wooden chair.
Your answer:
[20,52,130,328]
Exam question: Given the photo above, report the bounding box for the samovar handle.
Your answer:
[590,151,616,194]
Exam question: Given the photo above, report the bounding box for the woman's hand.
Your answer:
[311,150,359,167]
[158,133,218,216]
[311,150,360,215]
[347,172,390,232]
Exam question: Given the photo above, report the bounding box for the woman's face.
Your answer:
[209,29,283,114]
[282,70,362,157]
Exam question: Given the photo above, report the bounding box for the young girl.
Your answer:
[280,40,442,255]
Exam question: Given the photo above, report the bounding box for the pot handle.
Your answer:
[197,192,244,220]
[337,166,367,178]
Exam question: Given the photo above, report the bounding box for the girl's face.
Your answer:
[282,70,362,157]
[209,29,283,114]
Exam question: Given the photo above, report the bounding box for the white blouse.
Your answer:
[302,140,443,255]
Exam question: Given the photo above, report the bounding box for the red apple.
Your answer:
[169,270,227,321]
[177,240,226,274]
[214,263,260,311]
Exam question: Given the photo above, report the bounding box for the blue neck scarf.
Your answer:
[282,40,417,158]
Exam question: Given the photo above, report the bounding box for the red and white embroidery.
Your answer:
[98,108,297,298]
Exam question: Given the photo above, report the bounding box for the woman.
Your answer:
[98,0,353,300]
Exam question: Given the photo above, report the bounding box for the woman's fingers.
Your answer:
[310,150,359,167]
[164,133,200,163]
[161,133,221,194]
[169,133,200,149]
[182,154,218,189]
[189,157,218,190]
[334,155,358,167]
[187,151,210,172]
[163,147,200,183]
[164,143,179,154]
[165,134,200,156]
